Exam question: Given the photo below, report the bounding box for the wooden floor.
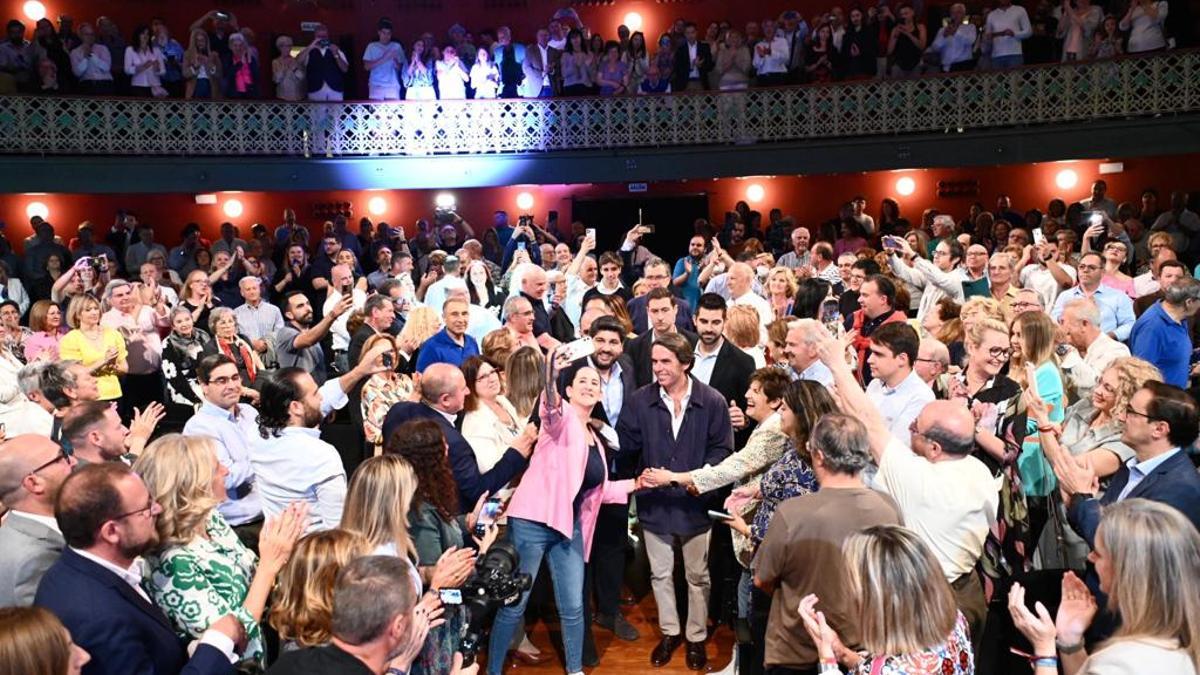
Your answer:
[491,593,737,675]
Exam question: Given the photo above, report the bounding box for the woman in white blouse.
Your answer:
[460,356,524,498]
[470,46,500,99]
[124,25,165,97]
[1120,0,1168,52]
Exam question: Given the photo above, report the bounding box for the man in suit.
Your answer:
[690,293,755,411]
[382,363,534,511]
[35,463,243,675]
[627,257,696,335]
[522,28,555,97]
[671,22,713,91]
[624,287,699,388]
[0,435,75,606]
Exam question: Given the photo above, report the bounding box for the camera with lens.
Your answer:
[455,541,532,665]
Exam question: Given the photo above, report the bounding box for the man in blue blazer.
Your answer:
[382,362,534,512]
[35,463,242,675]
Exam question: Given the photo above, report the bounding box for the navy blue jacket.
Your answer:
[617,377,733,536]
[35,548,234,675]
[382,402,528,512]
[1069,448,1200,546]
[627,293,695,335]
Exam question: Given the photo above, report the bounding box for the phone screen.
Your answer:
[819,298,842,325]
[474,498,503,537]
[882,236,904,251]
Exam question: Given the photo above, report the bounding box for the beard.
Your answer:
[301,401,324,428]
[698,329,721,347]
[119,530,160,559]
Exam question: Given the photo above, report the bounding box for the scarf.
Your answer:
[233,54,252,93]
[167,328,210,360]
[219,337,256,383]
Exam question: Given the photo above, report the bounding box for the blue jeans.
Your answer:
[486,517,586,675]
[991,54,1024,69]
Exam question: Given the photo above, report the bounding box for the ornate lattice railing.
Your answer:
[1,50,1197,157]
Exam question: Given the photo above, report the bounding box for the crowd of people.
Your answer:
[0,0,1186,99]
[0,178,1198,675]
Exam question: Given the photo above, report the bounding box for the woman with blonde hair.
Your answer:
[58,293,126,401]
[1023,357,1162,567]
[505,346,545,420]
[359,333,416,452]
[1010,498,1200,674]
[179,268,216,332]
[183,28,221,99]
[400,305,442,364]
[339,454,421,573]
[1011,311,1065,493]
[800,524,973,672]
[725,305,766,367]
[765,267,798,320]
[135,434,307,667]
[269,528,372,651]
[0,606,91,675]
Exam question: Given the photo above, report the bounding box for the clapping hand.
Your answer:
[797,595,848,664]
[258,502,309,572]
[126,402,166,454]
[430,546,476,590]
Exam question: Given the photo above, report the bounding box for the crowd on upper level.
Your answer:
[0,176,1199,675]
[0,0,1187,99]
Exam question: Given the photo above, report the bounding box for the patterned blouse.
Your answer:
[851,612,974,675]
[143,511,263,666]
[361,373,415,447]
[750,445,818,561]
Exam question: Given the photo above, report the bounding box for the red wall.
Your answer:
[5,154,1192,251]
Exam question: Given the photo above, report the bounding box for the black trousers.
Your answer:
[588,502,630,618]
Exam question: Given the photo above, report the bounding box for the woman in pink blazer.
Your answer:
[485,348,641,675]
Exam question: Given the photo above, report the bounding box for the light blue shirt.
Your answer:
[233,301,284,342]
[1051,284,1136,341]
[252,426,347,533]
[866,369,936,446]
[795,359,835,388]
[691,341,722,386]
[594,357,626,424]
[182,401,263,526]
[1117,447,1183,501]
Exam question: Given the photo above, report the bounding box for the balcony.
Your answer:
[2,50,1199,160]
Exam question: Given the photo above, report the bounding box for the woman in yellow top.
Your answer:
[58,294,128,400]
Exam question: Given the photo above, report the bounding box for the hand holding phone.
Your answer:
[473,498,504,538]
[558,336,596,363]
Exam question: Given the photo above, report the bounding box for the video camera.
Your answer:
[455,541,532,666]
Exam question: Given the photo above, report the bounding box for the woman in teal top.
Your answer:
[1011,311,1065,558]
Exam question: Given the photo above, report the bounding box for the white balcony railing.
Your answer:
[0,50,1197,157]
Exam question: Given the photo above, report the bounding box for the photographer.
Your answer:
[485,346,643,675]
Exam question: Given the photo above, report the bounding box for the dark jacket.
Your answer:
[35,548,234,675]
[627,293,696,335]
[624,328,699,388]
[382,401,528,511]
[1069,448,1200,547]
[671,41,714,90]
[704,339,756,409]
[617,377,733,536]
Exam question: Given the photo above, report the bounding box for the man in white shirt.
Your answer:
[1132,248,1177,300]
[322,264,367,374]
[887,232,967,322]
[817,329,998,645]
[0,434,75,606]
[865,323,935,446]
[931,3,978,71]
[1018,239,1076,309]
[362,18,404,100]
[753,19,790,86]
[252,343,390,533]
[985,0,1032,68]
[785,319,835,387]
[1058,298,1130,397]
[726,262,773,330]
[69,23,114,94]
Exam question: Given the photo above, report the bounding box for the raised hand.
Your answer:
[1056,571,1097,646]
[258,502,309,571]
[430,546,476,590]
[1007,581,1056,656]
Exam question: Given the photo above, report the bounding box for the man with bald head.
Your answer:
[383,363,535,510]
[0,435,76,605]
[727,262,773,329]
[961,244,990,298]
[322,263,367,374]
[818,329,998,644]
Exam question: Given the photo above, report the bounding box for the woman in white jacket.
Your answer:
[460,355,525,498]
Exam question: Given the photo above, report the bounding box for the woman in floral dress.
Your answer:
[135,434,307,670]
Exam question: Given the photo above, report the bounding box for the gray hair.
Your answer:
[331,556,417,646]
[923,418,974,456]
[169,305,194,323]
[809,413,873,475]
[208,306,237,334]
[502,294,531,322]
[787,318,825,345]
[17,362,49,397]
[238,275,262,290]
[643,257,670,276]
[988,252,1013,270]
[920,338,950,367]
[1163,277,1200,306]
[103,278,131,304]
[1063,298,1101,326]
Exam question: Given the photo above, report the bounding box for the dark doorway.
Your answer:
[571,193,709,263]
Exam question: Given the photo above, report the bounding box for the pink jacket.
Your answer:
[505,398,633,561]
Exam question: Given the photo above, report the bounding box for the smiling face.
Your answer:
[1091,366,1121,414]
[202,362,242,409]
[971,327,1011,378]
[472,361,503,400]
[566,366,602,409]
[744,381,778,422]
[650,344,686,390]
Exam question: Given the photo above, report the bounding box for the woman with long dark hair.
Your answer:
[560,29,593,96]
[124,24,165,97]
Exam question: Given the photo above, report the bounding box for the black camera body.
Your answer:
[457,541,532,665]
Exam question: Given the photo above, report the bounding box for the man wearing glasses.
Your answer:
[35,463,244,675]
[0,435,75,606]
[1051,252,1136,342]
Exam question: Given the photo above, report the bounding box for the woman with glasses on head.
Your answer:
[359,333,416,453]
[135,434,307,669]
[1022,357,1162,568]
[1010,499,1200,675]
[1095,239,1136,299]
[58,294,126,402]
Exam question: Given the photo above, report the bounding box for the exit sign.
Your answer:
[628,183,648,193]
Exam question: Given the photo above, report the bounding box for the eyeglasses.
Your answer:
[1125,405,1162,422]
[111,497,157,522]
[1077,264,1101,272]
[1011,301,1040,310]
[206,373,242,387]
[27,446,72,477]
[986,346,1012,359]
[932,250,951,258]
[908,418,928,441]
[915,357,946,366]
[476,369,500,383]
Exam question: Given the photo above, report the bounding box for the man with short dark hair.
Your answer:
[624,287,699,387]
[691,293,755,416]
[888,233,968,322]
[1130,277,1200,388]
[865,323,934,445]
[0,435,76,606]
[61,400,134,465]
[755,415,902,673]
[619,332,732,670]
[1051,251,1136,341]
[628,257,695,334]
[671,21,713,91]
[1133,258,1186,315]
[36,463,244,675]
[848,274,908,384]
[276,289,352,385]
